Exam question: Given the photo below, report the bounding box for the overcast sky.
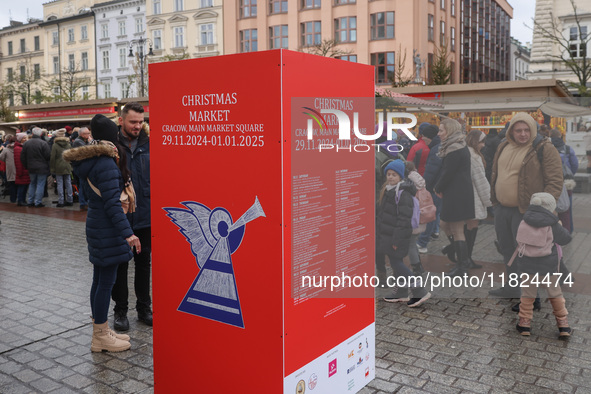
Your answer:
[1,0,536,45]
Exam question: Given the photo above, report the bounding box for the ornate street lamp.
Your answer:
[128,36,154,97]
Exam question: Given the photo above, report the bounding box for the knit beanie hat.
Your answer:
[54,129,66,138]
[421,124,439,140]
[530,192,556,213]
[16,133,27,142]
[418,122,431,134]
[90,114,119,144]
[384,159,405,178]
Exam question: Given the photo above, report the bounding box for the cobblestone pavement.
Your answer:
[0,193,590,393]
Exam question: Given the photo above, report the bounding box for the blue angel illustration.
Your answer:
[163,197,265,328]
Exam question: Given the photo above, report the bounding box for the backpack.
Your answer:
[395,187,420,230]
[507,220,554,267]
[416,188,436,224]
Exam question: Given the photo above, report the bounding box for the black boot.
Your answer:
[446,240,469,277]
[465,227,482,269]
[411,261,425,276]
[442,235,456,263]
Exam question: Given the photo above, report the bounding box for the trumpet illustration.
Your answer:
[163,197,265,328]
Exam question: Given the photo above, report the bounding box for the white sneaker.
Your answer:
[417,244,428,254]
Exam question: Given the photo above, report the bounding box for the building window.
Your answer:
[337,54,357,62]
[440,20,446,46]
[270,0,287,13]
[153,30,162,49]
[428,14,434,41]
[451,0,455,16]
[82,85,89,99]
[104,83,111,98]
[335,17,356,43]
[53,87,60,96]
[121,81,129,98]
[174,26,185,47]
[153,0,161,14]
[136,18,143,34]
[174,0,184,12]
[20,66,25,82]
[7,68,13,82]
[240,29,258,52]
[569,26,588,58]
[20,39,26,53]
[451,27,455,51]
[301,21,321,46]
[201,0,213,6]
[34,36,40,51]
[35,90,42,104]
[440,0,445,9]
[119,47,127,67]
[302,0,320,9]
[34,64,40,79]
[201,24,214,45]
[371,52,395,84]
[69,54,75,70]
[335,0,355,4]
[21,93,27,105]
[102,50,110,70]
[269,25,288,49]
[82,52,88,70]
[370,12,394,40]
[81,25,88,40]
[53,31,59,45]
[53,56,59,74]
[68,28,75,42]
[101,24,109,38]
[8,41,13,55]
[118,21,126,36]
[240,0,257,18]
[9,93,14,106]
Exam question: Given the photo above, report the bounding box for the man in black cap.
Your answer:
[111,102,153,330]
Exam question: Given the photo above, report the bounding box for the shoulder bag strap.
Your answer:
[87,178,101,197]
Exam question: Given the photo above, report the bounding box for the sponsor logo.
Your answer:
[328,359,337,378]
[347,379,355,391]
[365,352,370,362]
[308,374,317,390]
[296,380,305,394]
[357,342,363,353]
[357,357,363,366]
[365,367,370,378]
[347,365,355,374]
[347,350,355,359]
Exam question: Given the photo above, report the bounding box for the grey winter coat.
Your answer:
[0,144,15,182]
[468,147,491,220]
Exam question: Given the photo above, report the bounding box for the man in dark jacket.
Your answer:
[481,128,501,182]
[112,102,152,330]
[21,127,50,207]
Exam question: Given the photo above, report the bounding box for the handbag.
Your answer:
[555,183,570,213]
[87,178,136,214]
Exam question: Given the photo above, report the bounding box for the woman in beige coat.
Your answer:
[465,130,492,269]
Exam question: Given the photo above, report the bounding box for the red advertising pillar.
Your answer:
[150,49,375,393]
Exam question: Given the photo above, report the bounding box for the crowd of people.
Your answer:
[376,113,585,338]
[0,102,152,353]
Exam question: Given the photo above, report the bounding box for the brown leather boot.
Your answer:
[91,322,131,352]
[516,317,531,336]
[91,317,130,341]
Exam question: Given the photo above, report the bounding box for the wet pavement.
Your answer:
[0,193,590,393]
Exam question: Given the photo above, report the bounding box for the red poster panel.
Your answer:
[281,51,376,377]
[150,51,284,392]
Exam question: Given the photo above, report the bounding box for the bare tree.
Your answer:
[5,56,45,105]
[431,45,452,85]
[43,64,94,102]
[302,39,352,58]
[0,83,17,122]
[392,45,413,88]
[532,0,591,96]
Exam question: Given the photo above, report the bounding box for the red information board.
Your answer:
[150,50,375,393]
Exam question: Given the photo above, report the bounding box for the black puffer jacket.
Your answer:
[376,180,416,259]
[434,146,475,222]
[517,205,572,276]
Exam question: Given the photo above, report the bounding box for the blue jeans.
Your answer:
[90,264,119,324]
[27,173,47,206]
[417,192,442,248]
[56,174,73,204]
[16,184,28,204]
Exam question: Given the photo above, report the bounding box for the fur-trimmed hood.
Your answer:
[62,144,117,163]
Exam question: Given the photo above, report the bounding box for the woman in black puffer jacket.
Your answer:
[63,114,140,353]
[376,159,431,307]
[434,119,475,277]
